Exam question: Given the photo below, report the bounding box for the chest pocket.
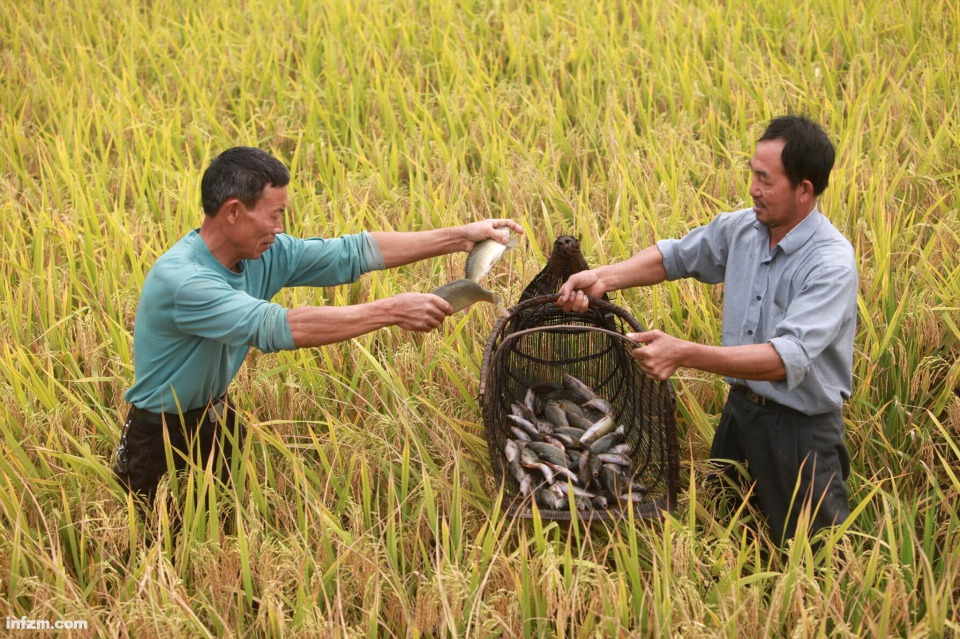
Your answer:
[770,272,794,327]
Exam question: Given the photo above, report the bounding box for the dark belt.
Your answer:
[129,395,228,425]
[730,384,775,407]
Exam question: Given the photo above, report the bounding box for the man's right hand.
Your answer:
[389,292,454,331]
[556,270,607,313]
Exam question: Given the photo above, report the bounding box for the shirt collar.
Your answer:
[753,206,823,257]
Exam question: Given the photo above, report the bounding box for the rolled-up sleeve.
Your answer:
[768,264,858,391]
[656,212,744,284]
[174,276,296,352]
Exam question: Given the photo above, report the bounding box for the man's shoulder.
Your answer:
[709,208,757,231]
[144,234,222,293]
[808,215,856,267]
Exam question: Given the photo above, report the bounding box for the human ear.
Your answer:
[222,198,243,223]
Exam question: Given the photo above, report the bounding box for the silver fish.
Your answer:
[506,378,648,512]
[533,418,555,435]
[543,401,570,429]
[510,426,532,442]
[523,461,555,484]
[464,231,519,282]
[599,465,621,498]
[544,389,587,403]
[511,402,534,421]
[536,486,565,510]
[542,435,567,454]
[550,432,578,448]
[607,443,632,456]
[568,485,600,499]
[523,388,542,416]
[555,399,586,418]
[431,279,508,316]
[508,459,532,496]
[562,373,598,400]
[507,414,539,438]
[565,411,596,431]
[579,415,616,446]
[518,474,533,496]
[526,441,569,467]
[573,496,595,511]
[554,426,587,439]
[504,439,521,462]
[545,462,580,484]
[583,396,614,416]
[578,450,593,486]
[596,453,631,467]
[520,446,540,466]
[589,426,626,454]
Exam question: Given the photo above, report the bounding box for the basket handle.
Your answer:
[488,322,643,367]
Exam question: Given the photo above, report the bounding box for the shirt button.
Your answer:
[756,295,761,301]
[747,330,753,336]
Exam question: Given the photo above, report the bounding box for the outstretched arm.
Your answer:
[372,219,524,268]
[628,330,787,382]
[556,245,668,312]
[286,293,454,348]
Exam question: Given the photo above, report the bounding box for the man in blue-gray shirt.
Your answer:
[557,116,855,545]
[115,146,522,515]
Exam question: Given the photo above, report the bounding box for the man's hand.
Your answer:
[460,219,525,252]
[627,330,686,381]
[388,292,454,332]
[556,270,607,313]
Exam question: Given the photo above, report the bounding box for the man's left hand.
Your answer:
[627,330,686,381]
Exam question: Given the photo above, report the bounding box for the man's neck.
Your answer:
[768,202,817,250]
[198,222,241,272]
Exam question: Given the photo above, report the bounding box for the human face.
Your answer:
[748,139,811,242]
[233,184,287,261]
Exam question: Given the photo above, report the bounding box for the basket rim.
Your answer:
[479,294,646,399]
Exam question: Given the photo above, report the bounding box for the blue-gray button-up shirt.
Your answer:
[657,207,857,415]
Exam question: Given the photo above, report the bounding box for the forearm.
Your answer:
[286,301,397,348]
[595,246,668,292]
[287,291,453,347]
[679,341,787,381]
[370,229,466,268]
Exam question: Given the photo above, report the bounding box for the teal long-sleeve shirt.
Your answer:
[124,230,384,414]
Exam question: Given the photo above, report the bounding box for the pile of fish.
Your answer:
[502,373,647,512]
[430,229,519,316]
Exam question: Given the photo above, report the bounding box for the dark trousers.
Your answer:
[711,388,851,545]
[112,397,246,518]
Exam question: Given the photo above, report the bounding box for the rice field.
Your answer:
[1,0,958,636]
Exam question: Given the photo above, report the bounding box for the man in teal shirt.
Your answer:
[115,146,522,512]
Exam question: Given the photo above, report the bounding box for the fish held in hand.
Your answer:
[465,230,519,282]
[432,279,508,316]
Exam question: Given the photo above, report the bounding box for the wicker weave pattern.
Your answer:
[480,295,680,521]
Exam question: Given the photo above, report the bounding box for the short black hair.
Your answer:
[200,147,290,215]
[758,115,835,196]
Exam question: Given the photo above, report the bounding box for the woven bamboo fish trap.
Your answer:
[479,237,679,521]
